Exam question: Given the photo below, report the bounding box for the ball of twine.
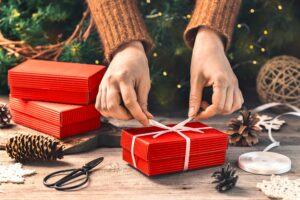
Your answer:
[256,55,300,111]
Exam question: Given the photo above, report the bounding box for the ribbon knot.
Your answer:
[130,118,212,171]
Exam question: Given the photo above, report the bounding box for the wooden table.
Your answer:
[1,114,299,200]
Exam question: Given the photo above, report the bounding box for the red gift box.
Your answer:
[8,59,106,105]
[121,121,228,176]
[9,97,101,138]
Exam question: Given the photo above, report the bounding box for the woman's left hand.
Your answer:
[188,28,244,119]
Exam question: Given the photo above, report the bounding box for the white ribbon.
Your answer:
[251,102,300,152]
[130,118,213,171]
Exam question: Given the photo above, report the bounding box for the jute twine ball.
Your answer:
[256,55,300,110]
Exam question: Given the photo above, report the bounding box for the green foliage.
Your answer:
[0,48,22,94]
[0,0,83,45]
[59,32,103,64]
[0,0,299,108]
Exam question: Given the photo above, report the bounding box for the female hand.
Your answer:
[188,28,244,119]
[95,41,153,126]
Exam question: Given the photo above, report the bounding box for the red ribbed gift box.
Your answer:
[10,97,101,138]
[121,122,228,176]
[8,59,106,105]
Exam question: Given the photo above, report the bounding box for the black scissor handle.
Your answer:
[43,168,89,190]
[43,157,104,191]
[43,168,77,187]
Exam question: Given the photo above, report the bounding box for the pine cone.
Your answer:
[0,104,12,127]
[212,163,238,192]
[6,134,64,163]
[227,108,261,146]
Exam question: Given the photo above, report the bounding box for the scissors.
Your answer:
[43,157,104,191]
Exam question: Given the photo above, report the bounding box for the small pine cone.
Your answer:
[0,104,12,127]
[6,134,64,163]
[227,108,261,146]
[212,163,238,192]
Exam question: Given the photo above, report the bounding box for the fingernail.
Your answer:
[188,107,195,117]
[142,119,150,127]
[149,113,154,119]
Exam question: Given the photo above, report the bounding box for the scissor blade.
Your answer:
[84,157,104,170]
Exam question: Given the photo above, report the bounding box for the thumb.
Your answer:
[188,80,204,118]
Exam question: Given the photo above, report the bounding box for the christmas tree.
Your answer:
[0,0,299,110]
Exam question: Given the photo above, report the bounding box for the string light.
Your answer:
[252,60,257,65]
[177,84,182,89]
[158,12,162,16]
[15,23,20,31]
[162,70,168,76]
[186,14,191,19]
[95,60,99,64]
[12,9,21,17]
[263,30,269,35]
[249,44,254,49]
[32,13,39,18]
[228,53,234,60]
[146,0,151,3]
[260,47,266,52]
[237,24,242,28]
[153,52,158,57]
[277,5,283,11]
[249,8,255,13]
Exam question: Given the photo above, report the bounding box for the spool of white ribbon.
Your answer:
[130,118,212,171]
[238,102,300,175]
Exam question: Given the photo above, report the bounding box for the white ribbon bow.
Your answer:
[130,118,213,171]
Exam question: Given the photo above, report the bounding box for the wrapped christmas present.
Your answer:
[8,59,106,105]
[121,119,228,176]
[9,97,101,138]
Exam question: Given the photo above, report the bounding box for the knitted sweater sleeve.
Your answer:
[183,0,242,50]
[87,0,154,62]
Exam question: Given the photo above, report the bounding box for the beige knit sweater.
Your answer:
[88,0,242,62]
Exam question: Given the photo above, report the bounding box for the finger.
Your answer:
[95,87,102,112]
[188,79,205,118]
[195,84,226,119]
[239,89,245,106]
[200,101,209,110]
[96,87,109,117]
[100,109,110,118]
[221,87,234,115]
[232,89,243,111]
[99,86,110,117]
[101,86,108,111]
[106,86,132,120]
[120,82,149,126]
[137,81,153,119]
[144,111,154,119]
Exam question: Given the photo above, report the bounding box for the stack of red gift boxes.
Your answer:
[8,59,106,139]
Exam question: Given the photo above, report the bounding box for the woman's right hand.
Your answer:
[95,41,153,126]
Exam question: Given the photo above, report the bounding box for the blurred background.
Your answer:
[0,0,299,111]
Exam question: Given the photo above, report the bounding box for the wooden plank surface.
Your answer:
[0,146,299,200]
[1,114,299,200]
[1,95,300,199]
